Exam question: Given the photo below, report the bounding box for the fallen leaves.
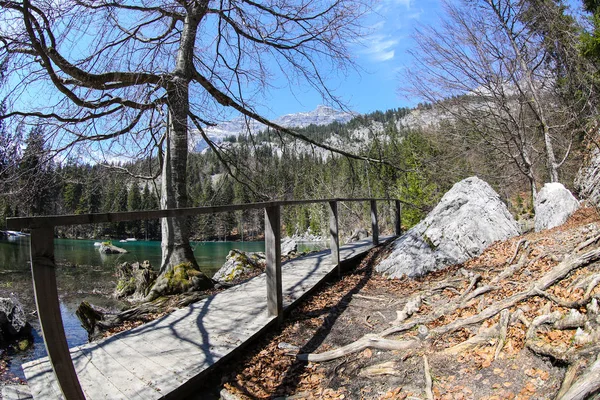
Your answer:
[219,207,600,399]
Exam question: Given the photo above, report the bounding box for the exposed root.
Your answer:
[494,309,510,360]
[559,354,600,400]
[296,337,420,362]
[557,360,585,399]
[391,295,422,325]
[423,355,433,400]
[298,247,600,363]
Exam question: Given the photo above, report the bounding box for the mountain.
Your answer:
[189,105,356,152]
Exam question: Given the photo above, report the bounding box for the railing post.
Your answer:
[395,199,402,236]
[328,201,340,274]
[370,200,379,246]
[264,205,282,323]
[30,228,85,400]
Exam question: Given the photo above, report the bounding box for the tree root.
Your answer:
[559,354,600,400]
[76,292,209,341]
[391,296,422,325]
[297,248,600,362]
[296,336,420,362]
[423,355,433,400]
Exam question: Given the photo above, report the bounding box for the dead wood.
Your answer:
[429,279,463,292]
[423,355,433,400]
[391,296,422,325]
[296,337,420,362]
[443,323,500,355]
[460,285,498,305]
[507,239,527,265]
[353,294,387,302]
[76,292,209,341]
[559,354,600,400]
[494,309,510,360]
[576,233,600,252]
[457,274,481,303]
[557,360,585,399]
[359,361,399,377]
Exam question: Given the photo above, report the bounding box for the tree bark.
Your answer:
[150,8,213,299]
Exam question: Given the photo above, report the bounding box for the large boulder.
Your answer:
[534,183,580,232]
[281,238,298,258]
[212,250,266,283]
[99,243,128,254]
[376,177,519,278]
[0,297,32,343]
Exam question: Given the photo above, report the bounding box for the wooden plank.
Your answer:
[94,336,184,391]
[29,228,85,400]
[76,344,162,399]
[329,201,340,274]
[23,357,63,399]
[395,200,402,236]
[265,205,282,322]
[69,349,128,399]
[370,200,379,246]
[1,384,33,400]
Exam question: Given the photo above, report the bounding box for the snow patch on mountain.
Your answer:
[189,105,356,152]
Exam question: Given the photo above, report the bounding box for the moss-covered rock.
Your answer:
[212,250,266,283]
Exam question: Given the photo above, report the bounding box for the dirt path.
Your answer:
[217,207,600,399]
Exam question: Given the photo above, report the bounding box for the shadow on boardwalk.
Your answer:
[21,237,393,399]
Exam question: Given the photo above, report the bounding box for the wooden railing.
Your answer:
[6,197,403,400]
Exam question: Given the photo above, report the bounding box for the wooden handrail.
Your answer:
[6,197,403,230]
[8,197,404,399]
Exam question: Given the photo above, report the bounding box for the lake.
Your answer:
[0,237,324,380]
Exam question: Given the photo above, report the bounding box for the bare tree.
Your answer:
[402,0,580,198]
[0,0,371,298]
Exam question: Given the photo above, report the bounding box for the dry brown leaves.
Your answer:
[220,207,600,399]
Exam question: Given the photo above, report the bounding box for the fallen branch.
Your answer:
[423,355,433,400]
[296,337,420,362]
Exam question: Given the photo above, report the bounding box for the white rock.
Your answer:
[281,237,298,257]
[534,182,579,232]
[376,177,519,278]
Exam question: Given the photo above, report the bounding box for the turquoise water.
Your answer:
[0,237,323,380]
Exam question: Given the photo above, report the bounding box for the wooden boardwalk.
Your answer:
[22,236,393,399]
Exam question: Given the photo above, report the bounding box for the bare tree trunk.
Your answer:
[148,9,213,300]
[160,83,199,272]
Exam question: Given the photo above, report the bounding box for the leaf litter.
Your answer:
[213,207,600,399]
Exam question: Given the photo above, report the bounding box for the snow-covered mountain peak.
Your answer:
[191,105,357,152]
[274,105,355,129]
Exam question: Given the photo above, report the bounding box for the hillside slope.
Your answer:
[218,207,600,399]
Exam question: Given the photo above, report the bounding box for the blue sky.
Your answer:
[255,0,445,119]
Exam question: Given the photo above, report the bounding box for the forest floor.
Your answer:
[214,206,600,400]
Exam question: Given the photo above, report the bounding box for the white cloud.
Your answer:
[393,0,412,9]
[360,34,399,62]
